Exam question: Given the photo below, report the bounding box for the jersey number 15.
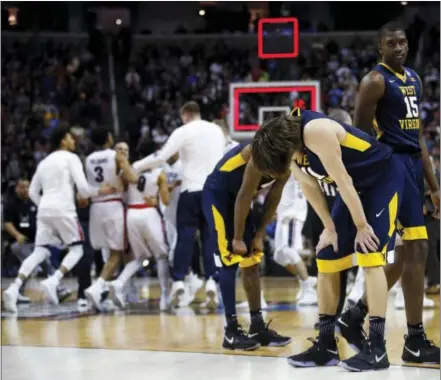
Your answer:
[404,96,419,118]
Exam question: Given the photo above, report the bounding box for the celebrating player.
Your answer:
[337,22,440,365]
[252,108,404,371]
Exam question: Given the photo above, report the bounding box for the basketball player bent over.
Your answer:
[203,143,291,351]
[84,128,138,310]
[253,108,405,371]
[3,128,115,313]
[337,22,440,364]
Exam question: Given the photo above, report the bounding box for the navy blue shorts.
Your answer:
[316,155,405,273]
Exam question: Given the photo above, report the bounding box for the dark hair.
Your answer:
[49,126,70,149]
[180,101,200,115]
[251,115,302,175]
[378,21,406,41]
[90,127,110,146]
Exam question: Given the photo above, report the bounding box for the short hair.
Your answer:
[251,115,302,176]
[329,109,352,125]
[89,127,110,146]
[49,126,70,149]
[378,21,406,41]
[180,101,200,115]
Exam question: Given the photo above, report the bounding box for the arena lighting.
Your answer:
[115,18,122,25]
[199,9,206,16]
[401,1,408,4]
[142,259,149,267]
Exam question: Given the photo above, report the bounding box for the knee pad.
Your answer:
[19,246,51,277]
[273,247,301,267]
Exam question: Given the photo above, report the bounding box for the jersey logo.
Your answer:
[389,79,396,83]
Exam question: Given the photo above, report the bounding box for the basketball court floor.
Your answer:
[2,277,440,380]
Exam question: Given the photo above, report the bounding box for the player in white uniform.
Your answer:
[110,149,171,311]
[83,128,138,310]
[3,127,115,313]
[273,174,317,305]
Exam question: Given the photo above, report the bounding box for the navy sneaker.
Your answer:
[336,309,367,353]
[249,320,291,347]
[223,324,260,351]
[340,340,389,372]
[288,337,340,367]
[402,334,440,364]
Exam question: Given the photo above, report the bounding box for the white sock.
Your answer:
[60,245,84,272]
[96,277,106,287]
[54,270,63,281]
[117,259,143,287]
[18,246,50,278]
[157,257,170,294]
[12,278,23,288]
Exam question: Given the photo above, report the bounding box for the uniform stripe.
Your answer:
[340,133,371,152]
[287,219,294,248]
[219,153,247,172]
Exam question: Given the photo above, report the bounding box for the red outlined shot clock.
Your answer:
[258,17,299,59]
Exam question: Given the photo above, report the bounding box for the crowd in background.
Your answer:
[1,30,440,280]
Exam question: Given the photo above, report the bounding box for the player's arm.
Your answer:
[255,174,290,238]
[70,155,111,198]
[157,171,171,206]
[304,119,369,229]
[415,74,440,214]
[29,168,42,206]
[116,152,138,184]
[290,162,335,231]
[133,129,184,173]
[353,71,385,134]
[233,157,262,242]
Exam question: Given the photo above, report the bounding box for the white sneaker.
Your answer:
[126,278,139,304]
[85,281,105,310]
[204,278,219,309]
[297,287,318,306]
[185,273,204,304]
[17,293,31,304]
[40,277,59,305]
[3,286,19,313]
[77,298,89,312]
[169,281,185,307]
[347,270,364,305]
[423,295,435,309]
[109,280,126,309]
[160,292,169,311]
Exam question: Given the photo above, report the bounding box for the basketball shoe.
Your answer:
[288,337,340,367]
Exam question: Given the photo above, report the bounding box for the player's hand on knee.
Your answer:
[430,190,440,219]
[355,224,380,253]
[232,239,248,256]
[251,235,264,254]
[316,228,338,253]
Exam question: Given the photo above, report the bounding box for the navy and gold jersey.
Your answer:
[205,143,273,196]
[296,109,393,190]
[374,63,422,153]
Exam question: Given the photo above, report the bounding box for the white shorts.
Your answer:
[89,201,126,251]
[35,215,84,247]
[127,207,169,260]
[274,218,304,266]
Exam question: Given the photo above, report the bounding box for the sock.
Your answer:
[54,270,63,281]
[96,277,106,287]
[117,259,143,287]
[13,278,23,288]
[157,257,170,294]
[318,314,336,342]
[350,299,369,321]
[250,309,264,328]
[369,316,386,343]
[226,314,238,330]
[219,266,238,323]
[407,322,424,336]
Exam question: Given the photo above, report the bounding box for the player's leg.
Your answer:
[3,220,54,312]
[39,216,86,305]
[202,186,259,351]
[288,195,352,368]
[170,191,200,302]
[398,157,438,364]
[143,209,171,311]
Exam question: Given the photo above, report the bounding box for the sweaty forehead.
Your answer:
[383,30,407,42]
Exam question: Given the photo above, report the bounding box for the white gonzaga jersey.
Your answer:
[29,150,99,217]
[277,174,307,222]
[161,160,182,222]
[86,149,123,202]
[127,168,162,205]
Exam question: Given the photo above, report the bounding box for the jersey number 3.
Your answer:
[94,166,104,183]
[404,96,419,118]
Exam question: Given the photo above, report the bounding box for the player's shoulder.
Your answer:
[362,69,386,87]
